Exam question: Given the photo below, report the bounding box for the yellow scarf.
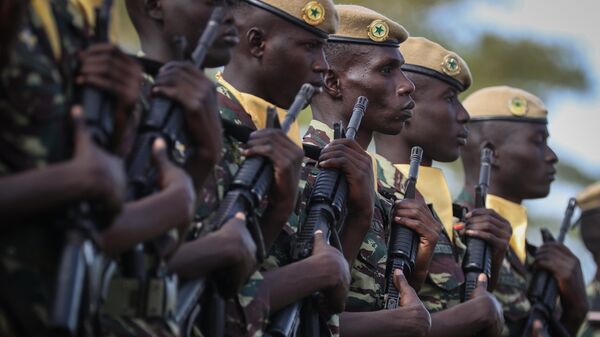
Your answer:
[486,194,528,264]
[76,0,142,54]
[31,0,61,60]
[307,120,378,192]
[216,73,301,146]
[394,165,454,240]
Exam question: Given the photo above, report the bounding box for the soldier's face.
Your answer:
[160,0,239,66]
[492,123,558,200]
[339,46,415,135]
[402,75,469,162]
[259,23,328,108]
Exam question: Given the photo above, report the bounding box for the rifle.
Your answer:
[266,96,368,337]
[462,146,494,300]
[178,83,316,337]
[49,1,114,336]
[383,146,423,309]
[521,198,578,337]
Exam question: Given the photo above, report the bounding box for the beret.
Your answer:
[463,86,547,124]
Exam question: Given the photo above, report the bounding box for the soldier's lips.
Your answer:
[221,34,240,46]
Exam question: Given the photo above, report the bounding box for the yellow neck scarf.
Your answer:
[216,73,301,146]
[394,165,454,240]
[31,0,61,60]
[486,194,528,264]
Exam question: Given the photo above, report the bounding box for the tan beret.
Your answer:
[244,0,338,38]
[400,37,472,92]
[578,182,600,212]
[328,5,408,47]
[463,86,548,124]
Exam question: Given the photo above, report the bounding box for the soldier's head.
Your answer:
[578,182,600,260]
[143,0,240,67]
[313,5,414,137]
[375,37,472,163]
[225,0,337,108]
[461,86,558,202]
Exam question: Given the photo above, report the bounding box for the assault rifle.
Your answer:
[178,83,316,337]
[266,96,368,337]
[462,146,494,300]
[521,198,577,337]
[383,146,423,309]
[49,1,114,336]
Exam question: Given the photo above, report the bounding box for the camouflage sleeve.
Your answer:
[224,271,270,337]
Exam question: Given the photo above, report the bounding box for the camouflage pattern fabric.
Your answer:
[184,82,272,337]
[577,279,600,337]
[0,1,89,336]
[456,188,534,337]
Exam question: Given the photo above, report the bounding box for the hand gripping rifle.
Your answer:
[266,96,368,337]
[49,1,114,336]
[521,198,578,337]
[462,146,494,300]
[176,84,316,337]
[383,146,423,309]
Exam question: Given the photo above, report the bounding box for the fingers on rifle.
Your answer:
[152,137,170,169]
[71,105,91,150]
[312,230,326,251]
[476,273,488,290]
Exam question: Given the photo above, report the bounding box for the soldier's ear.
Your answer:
[145,0,163,21]
[323,69,342,98]
[246,27,266,58]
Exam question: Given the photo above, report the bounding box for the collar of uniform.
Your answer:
[32,0,62,60]
[305,119,379,193]
[395,165,453,240]
[216,72,301,146]
[486,194,528,264]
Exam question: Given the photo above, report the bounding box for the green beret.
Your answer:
[243,0,338,38]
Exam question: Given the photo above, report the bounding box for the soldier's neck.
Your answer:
[311,104,373,150]
[488,185,523,204]
[377,140,433,167]
[221,63,271,104]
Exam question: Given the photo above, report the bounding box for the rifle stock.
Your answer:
[521,198,577,337]
[463,146,494,300]
[383,146,423,309]
[267,96,368,337]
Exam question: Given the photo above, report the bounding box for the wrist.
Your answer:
[306,254,338,289]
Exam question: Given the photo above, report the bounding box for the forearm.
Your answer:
[100,185,194,255]
[559,292,588,335]
[184,153,217,193]
[167,232,230,280]
[488,252,504,291]
[412,245,435,291]
[260,203,293,250]
[0,162,85,221]
[262,257,334,312]
[340,306,429,337]
[428,302,487,337]
[340,212,372,265]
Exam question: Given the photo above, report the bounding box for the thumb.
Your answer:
[226,212,246,229]
[395,269,419,306]
[312,230,326,254]
[71,105,90,154]
[152,137,171,173]
[476,273,488,292]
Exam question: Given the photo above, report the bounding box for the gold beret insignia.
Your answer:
[367,19,390,42]
[441,54,461,76]
[508,96,528,116]
[302,1,326,26]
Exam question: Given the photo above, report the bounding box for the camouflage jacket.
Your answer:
[0,1,89,335]
[456,189,535,337]
[578,279,600,337]
[185,81,272,337]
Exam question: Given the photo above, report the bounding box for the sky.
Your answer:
[429,0,600,280]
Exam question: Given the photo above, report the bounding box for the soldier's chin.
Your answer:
[379,121,405,135]
[203,48,233,68]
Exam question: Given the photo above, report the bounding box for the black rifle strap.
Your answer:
[222,119,254,144]
[302,144,322,161]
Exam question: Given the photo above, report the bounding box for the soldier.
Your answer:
[287,5,444,336]
[0,0,142,336]
[374,37,510,337]
[577,182,600,337]
[459,86,588,336]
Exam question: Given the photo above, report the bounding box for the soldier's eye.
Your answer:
[380,66,392,74]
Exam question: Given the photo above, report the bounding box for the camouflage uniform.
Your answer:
[456,189,535,337]
[184,81,274,337]
[262,120,406,336]
[578,279,600,337]
[0,1,88,335]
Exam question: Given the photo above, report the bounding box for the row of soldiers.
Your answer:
[1,0,599,336]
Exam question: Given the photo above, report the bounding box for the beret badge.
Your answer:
[302,1,326,26]
[508,96,529,116]
[367,19,390,42]
[441,54,461,76]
